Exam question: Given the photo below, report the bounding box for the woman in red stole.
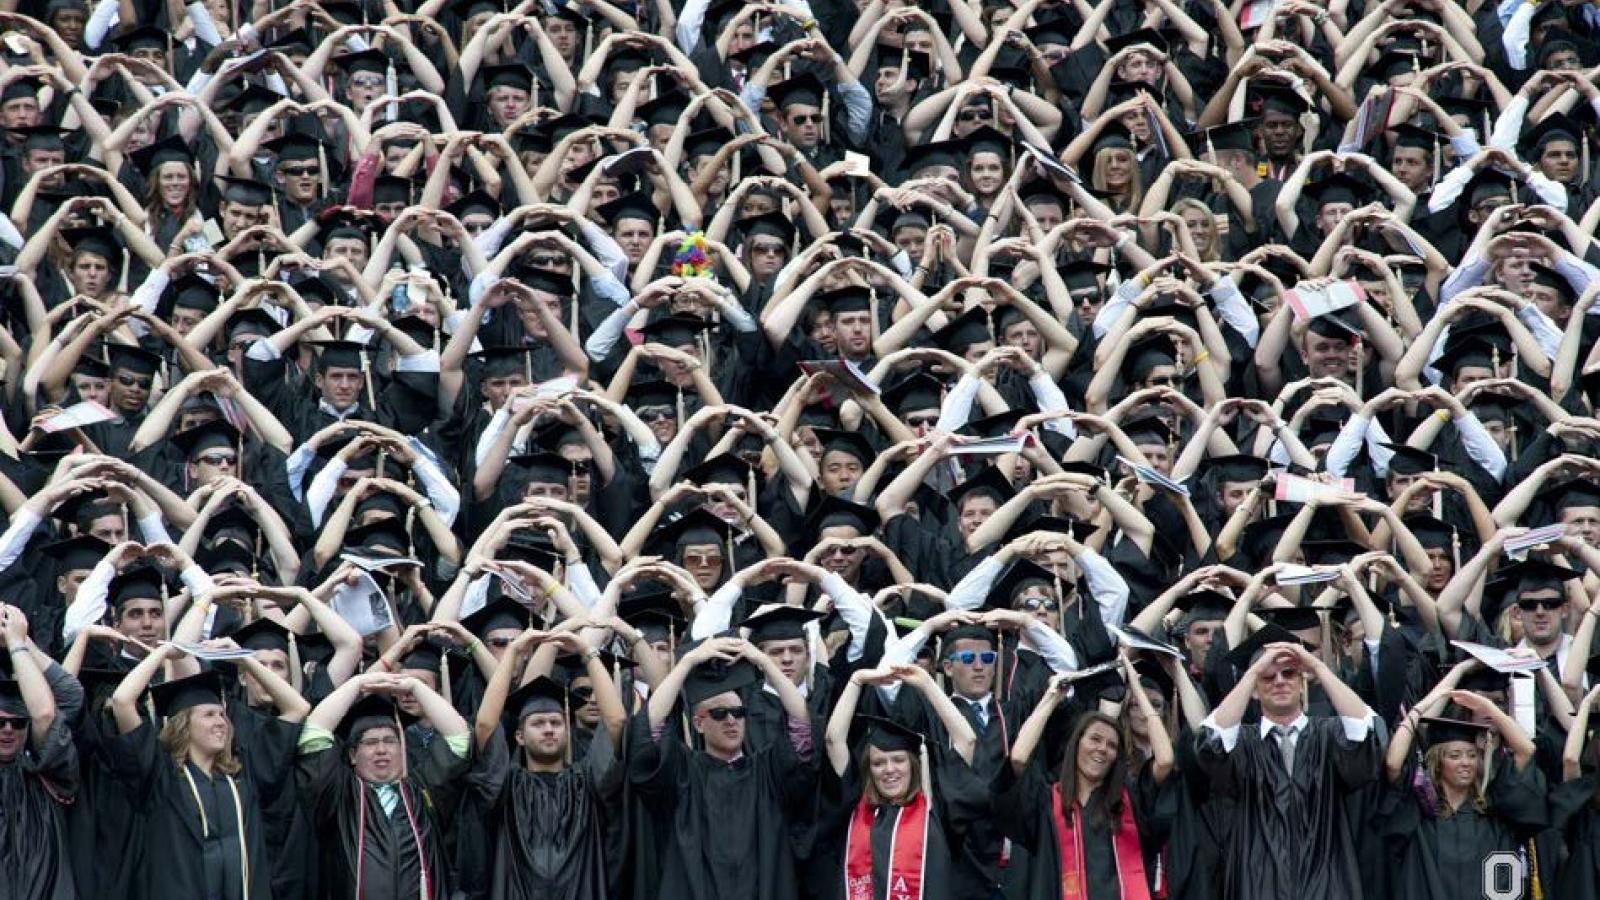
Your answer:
[816,662,989,900]
[993,653,1178,900]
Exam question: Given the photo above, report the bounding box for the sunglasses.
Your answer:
[1516,597,1566,611]
[195,453,237,467]
[0,716,30,731]
[951,650,998,665]
[530,254,568,268]
[1018,597,1060,613]
[281,165,320,177]
[788,114,824,125]
[906,415,940,427]
[749,243,788,256]
[958,109,992,122]
[350,75,385,89]
[636,407,676,423]
[486,636,515,649]
[683,553,723,567]
[706,706,748,721]
[117,374,154,388]
[1262,667,1301,683]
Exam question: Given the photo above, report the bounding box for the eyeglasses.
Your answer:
[1516,597,1566,611]
[788,114,823,125]
[958,109,992,122]
[951,650,997,665]
[1018,597,1060,613]
[706,706,748,721]
[530,254,567,268]
[636,406,676,423]
[683,553,723,567]
[823,544,863,558]
[1261,667,1301,683]
[281,165,320,177]
[196,453,238,467]
[358,734,402,749]
[749,242,788,256]
[117,373,154,388]
[0,716,29,731]
[350,75,385,89]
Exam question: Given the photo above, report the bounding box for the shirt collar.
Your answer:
[1257,713,1309,739]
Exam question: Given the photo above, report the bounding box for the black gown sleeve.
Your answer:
[990,759,1045,848]
[1486,754,1549,835]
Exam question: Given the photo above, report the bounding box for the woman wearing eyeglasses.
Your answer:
[813,662,982,900]
[994,653,1178,900]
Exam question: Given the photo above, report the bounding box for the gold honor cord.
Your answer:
[181,765,251,900]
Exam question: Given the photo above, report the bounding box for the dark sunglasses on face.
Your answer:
[750,242,788,256]
[0,716,29,731]
[530,254,567,268]
[281,165,320,177]
[789,114,823,125]
[637,406,676,423]
[706,706,748,721]
[951,650,998,665]
[195,453,237,467]
[1516,597,1565,611]
[486,636,515,649]
[958,109,992,122]
[1018,597,1060,613]
[1262,667,1301,683]
[906,414,940,427]
[117,373,153,388]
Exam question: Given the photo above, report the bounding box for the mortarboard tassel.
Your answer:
[318,141,330,199]
[362,347,376,412]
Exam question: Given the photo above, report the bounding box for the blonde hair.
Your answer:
[1091,147,1143,212]
[159,707,242,776]
[1423,742,1488,818]
[1169,197,1220,262]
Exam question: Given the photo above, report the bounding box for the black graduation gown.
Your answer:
[1376,754,1548,900]
[0,717,79,900]
[812,748,989,900]
[68,707,143,900]
[467,724,621,900]
[1194,716,1381,900]
[104,713,298,900]
[1551,773,1600,897]
[626,715,816,900]
[992,759,1178,900]
[297,733,471,900]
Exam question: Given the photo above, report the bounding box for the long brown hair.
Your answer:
[1422,743,1487,818]
[1057,711,1128,822]
[142,160,198,230]
[159,707,242,776]
[857,743,924,807]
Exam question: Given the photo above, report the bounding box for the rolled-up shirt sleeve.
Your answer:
[1075,546,1129,627]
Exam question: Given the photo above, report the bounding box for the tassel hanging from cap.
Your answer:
[318,141,330,199]
[869,289,880,344]
[362,347,376,412]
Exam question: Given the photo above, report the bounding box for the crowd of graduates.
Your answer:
[14,0,1600,899]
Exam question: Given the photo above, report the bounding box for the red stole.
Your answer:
[1050,786,1151,900]
[844,792,930,900]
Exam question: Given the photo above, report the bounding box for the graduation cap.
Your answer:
[481,62,534,94]
[679,653,763,707]
[218,84,287,116]
[1306,308,1364,343]
[372,174,418,206]
[597,190,659,226]
[815,284,874,315]
[62,226,120,262]
[446,189,501,221]
[1373,47,1425,82]
[334,47,389,76]
[1302,539,1368,566]
[1058,259,1114,290]
[1419,716,1491,750]
[638,314,712,346]
[624,379,678,410]
[1123,333,1179,383]
[1257,606,1323,633]
[804,494,882,537]
[1536,478,1600,514]
[1402,514,1458,550]
[1103,28,1168,56]
[461,595,530,638]
[9,125,71,152]
[811,428,876,466]
[903,139,966,175]
[1528,261,1577,303]
[263,132,326,167]
[1306,172,1369,209]
[197,537,257,575]
[738,211,796,245]
[231,618,292,655]
[166,274,221,315]
[1430,338,1501,382]
[1239,512,1298,563]
[740,604,824,643]
[947,464,1017,510]
[151,670,225,719]
[769,73,826,110]
[1122,413,1175,447]
[929,306,994,355]
[882,372,945,416]
[506,451,581,488]
[652,507,738,552]
[466,345,532,379]
[857,714,927,753]
[41,534,111,572]
[307,339,370,372]
[0,77,41,104]
[1174,588,1235,619]
[1002,513,1099,546]
[618,588,686,640]
[962,125,1014,160]
[1252,83,1310,118]
[506,675,568,723]
[344,517,412,557]
[636,91,690,129]
[107,343,163,375]
[170,420,241,460]
[1189,120,1257,156]
[217,175,274,207]
[337,693,414,741]
[680,453,758,489]
[1389,123,1440,155]
[686,126,738,159]
[1202,454,1270,486]
[1089,122,1136,155]
[1379,442,1438,476]
[987,559,1060,610]
[1224,621,1308,669]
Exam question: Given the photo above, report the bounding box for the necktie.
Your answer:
[1271,724,1296,776]
[970,700,989,735]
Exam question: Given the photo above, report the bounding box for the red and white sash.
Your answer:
[1050,786,1152,900]
[844,792,930,900]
